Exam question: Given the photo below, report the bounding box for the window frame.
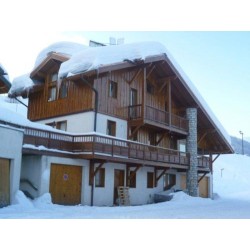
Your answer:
[147,172,154,188]
[48,72,58,102]
[108,80,118,98]
[107,120,116,136]
[95,168,105,188]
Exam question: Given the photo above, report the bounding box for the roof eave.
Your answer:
[163,54,234,154]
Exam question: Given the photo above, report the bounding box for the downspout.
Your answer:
[80,75,98,132]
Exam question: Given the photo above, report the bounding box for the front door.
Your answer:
[0,158,10,208]
[113,169,125,205]
[49,164,82,205]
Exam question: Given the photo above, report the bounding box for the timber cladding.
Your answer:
[49,163,82,205]
[28,80,93,121]
[0,158,10,208]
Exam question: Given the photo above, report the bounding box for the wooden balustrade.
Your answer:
[128,104,188,132]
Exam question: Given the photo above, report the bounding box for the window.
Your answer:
[107,120,116,136]
[147,172,154,188]
[128,170,136,188]
[109,80,118,98]
[95,168,105,187]
[149,132,157,146]
[48,86,56,102]
[46,121,67,131]
[59,81,68,99]
[147,81,155,95]
[56,121,67,131]
[48,73,58,102]
[164,174,176,190]
[131,127,138,141]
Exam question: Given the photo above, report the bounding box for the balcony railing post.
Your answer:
[111,138,114,157]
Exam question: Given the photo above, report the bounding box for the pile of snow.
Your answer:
[9,74,35,97]
[0,95,27,118]
[213,154,250,200]
[33,193,53,208]
[58,41,166,78]
[34,41,87,69]
[13,190,33,208]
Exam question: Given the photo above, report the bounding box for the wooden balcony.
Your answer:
[22,126,210,170]
[128,104,188,134]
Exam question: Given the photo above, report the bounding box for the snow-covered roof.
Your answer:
[164,52,232,148]
[34,41,88,69]
[8,40,232,150]
[9,74,35,96]
[58,41,166,78]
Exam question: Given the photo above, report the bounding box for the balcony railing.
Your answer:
[22,126,211,169]
[23,127,190,166]
[128,104,188,132]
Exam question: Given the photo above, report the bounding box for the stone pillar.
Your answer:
[186,108,198,196]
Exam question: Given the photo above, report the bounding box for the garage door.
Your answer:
[0,158,10,208]
[49,164,82,205]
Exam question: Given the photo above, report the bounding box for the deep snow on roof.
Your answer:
[9,74,34,96]
[34,41,88,69]
[8,41,232,148]
[58,41,167,78]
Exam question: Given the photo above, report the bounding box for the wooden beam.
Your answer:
[156,132,167,146]
[155,168,169,187]
[198,172,207,183]
[93,161,105,176]
[198,132,208,145]
[158,78,169,94]
[130,69,142,84]
[146,65,155,79]
[212,154,220,163]
[128,124,143,140]
[168,79,172,126]
[157,75,176,84]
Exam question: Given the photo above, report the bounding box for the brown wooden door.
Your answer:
[0,158,10,208]
[199,176,209,198]
[180,174,187,190]
[114,169,125,204]
[49,164,82,205]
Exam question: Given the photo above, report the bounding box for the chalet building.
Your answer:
[8,41,233,206]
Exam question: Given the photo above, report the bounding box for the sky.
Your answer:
[1,1,250,139]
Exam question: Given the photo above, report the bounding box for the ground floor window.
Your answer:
[95,168,105,187]
[147,172,154,188]
[164,174,176,190]
[128,170,136,188]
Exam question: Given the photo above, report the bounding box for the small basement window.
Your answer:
[147,172,154,188]
[109,80,118,98]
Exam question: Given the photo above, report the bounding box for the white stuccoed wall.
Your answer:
[0,125,23,204]
[37,112,128,139]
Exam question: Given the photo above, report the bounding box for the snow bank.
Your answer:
[33,193,53,208]
[213,154,250,199]
[13,190,34,208]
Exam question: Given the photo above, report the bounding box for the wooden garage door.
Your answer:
[0,158,10,208]
[180,174,186,190]
[199,176,209,198]
[49,164,82,205]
